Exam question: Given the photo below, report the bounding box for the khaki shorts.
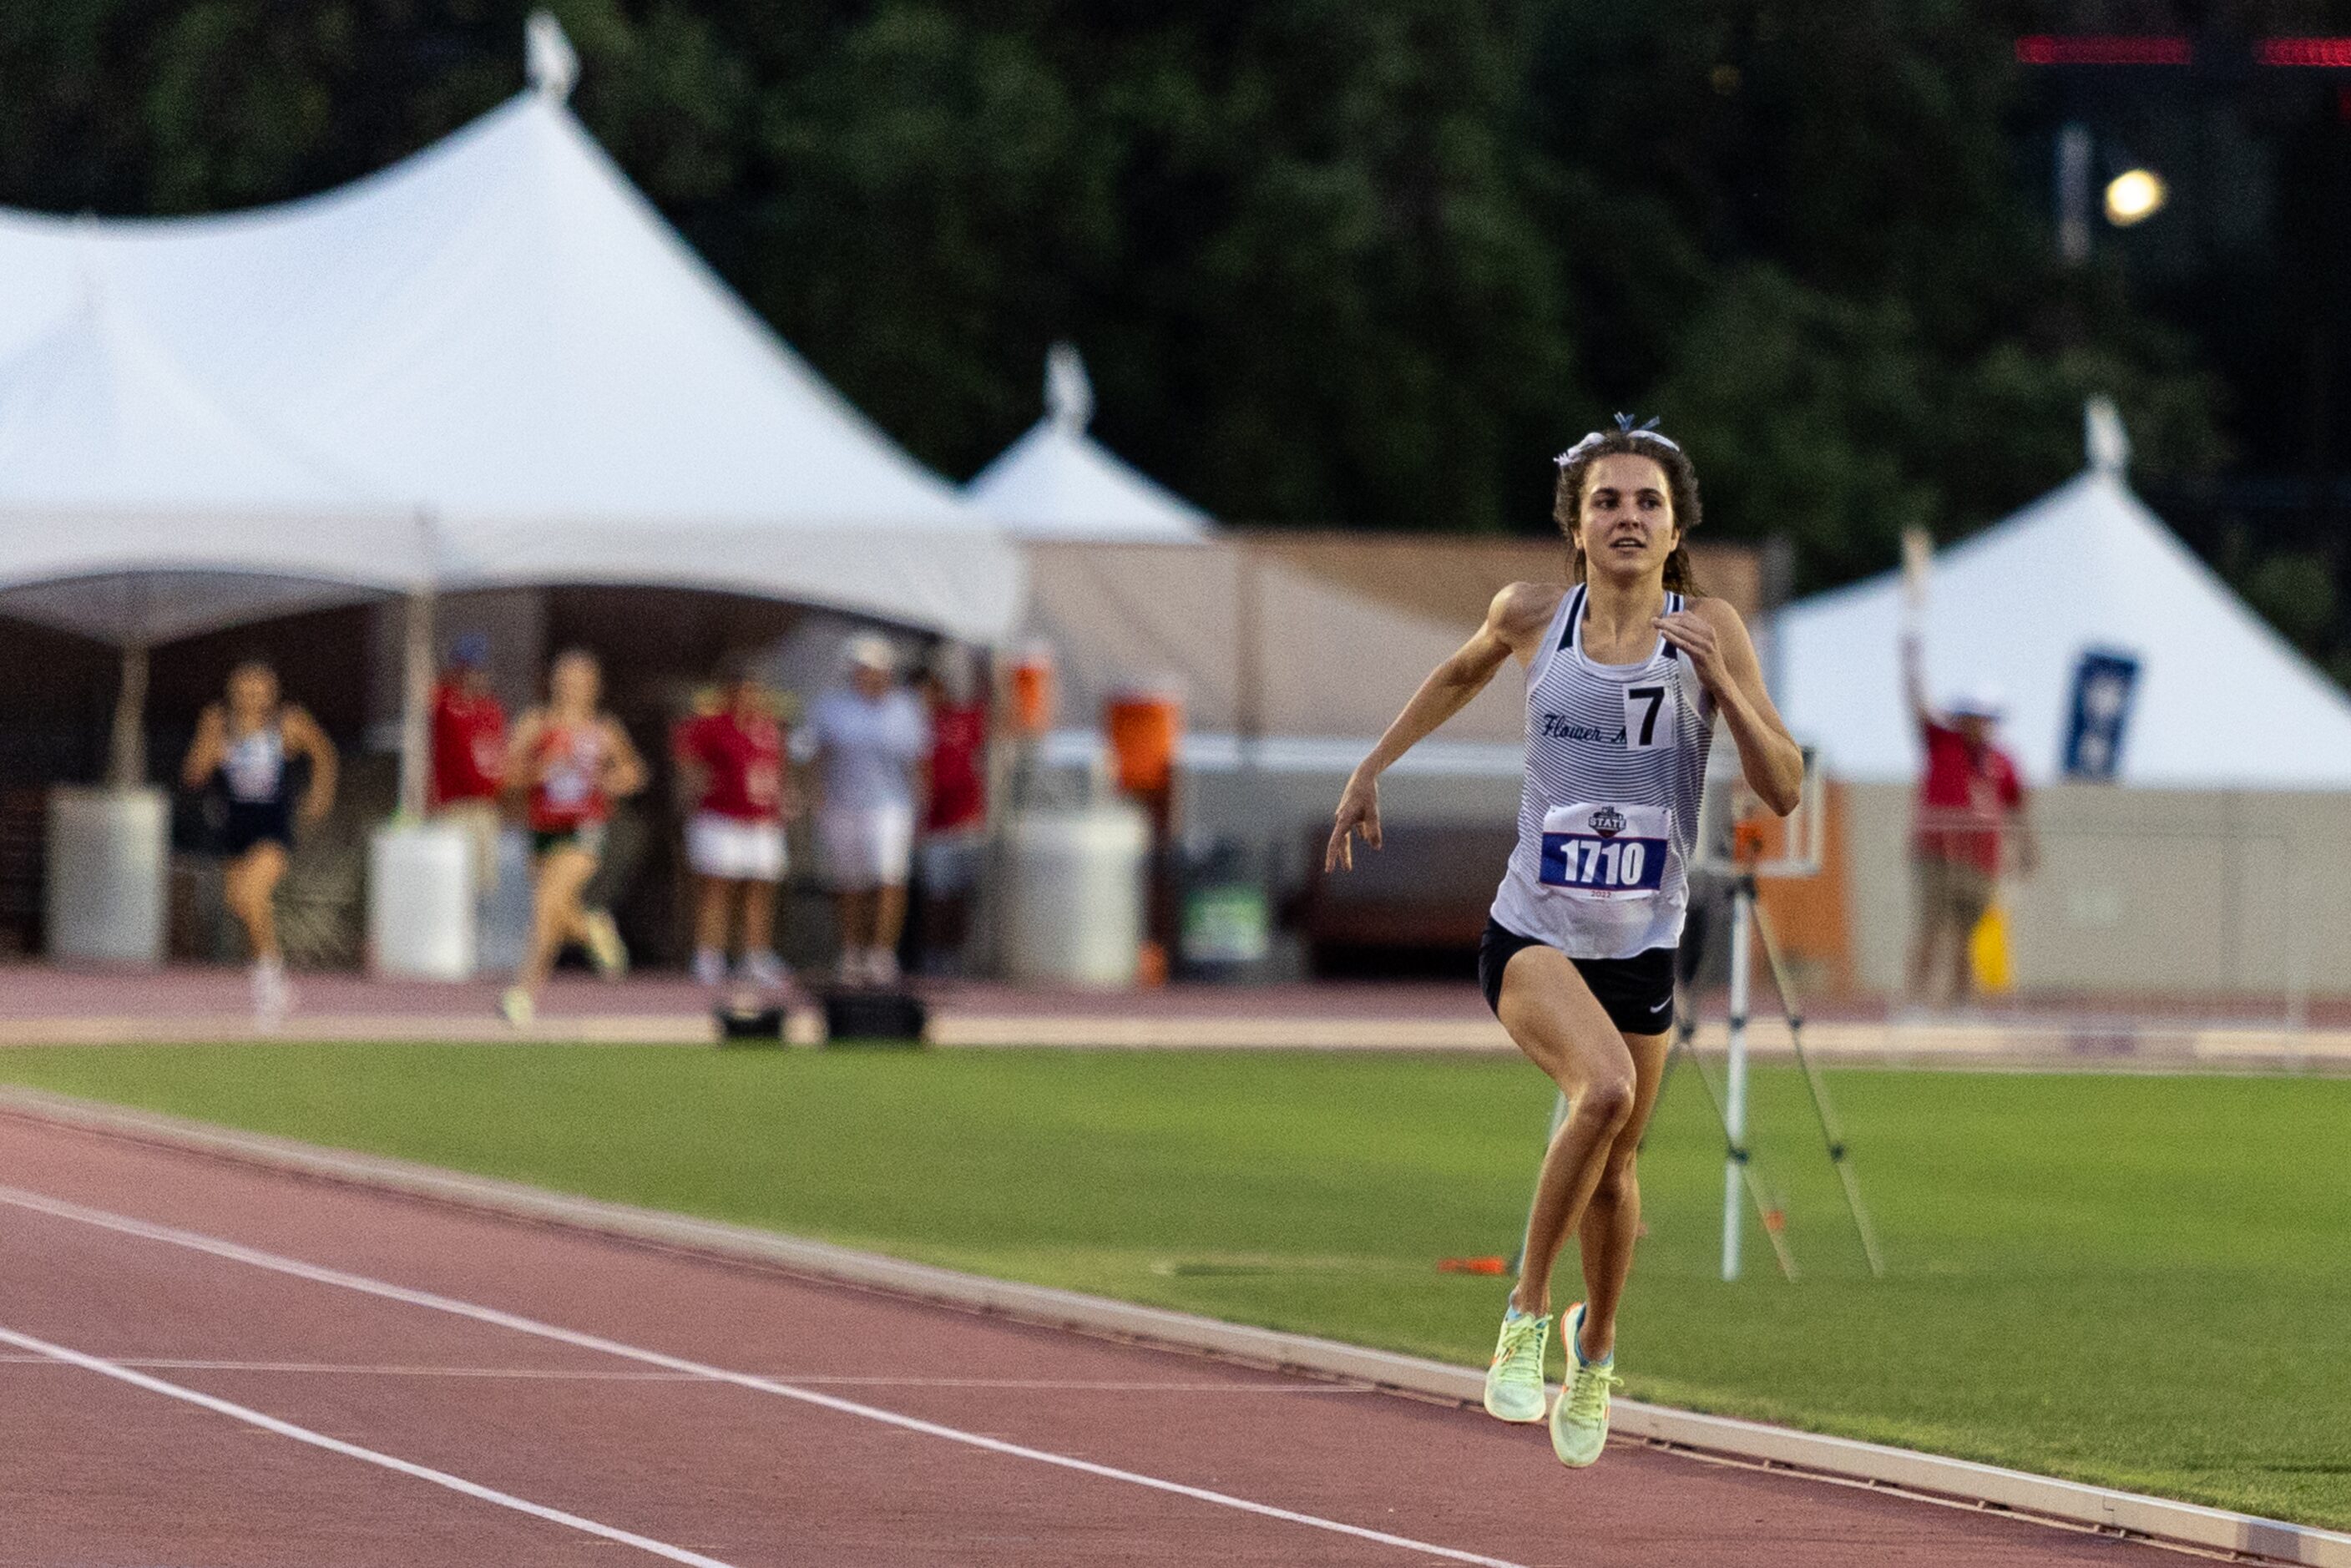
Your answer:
[1914,855,1993,932]
[435,798,503,898]
[819,803,915,891]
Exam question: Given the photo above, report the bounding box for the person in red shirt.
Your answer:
[674,655,797,989]
[1902,634,2035,1006]
[431,633,508,905]
[499,650,646,1027]
[913,655,989,975]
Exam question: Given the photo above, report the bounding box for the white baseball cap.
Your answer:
[1947,687,2005,721]
[845,633,897,672]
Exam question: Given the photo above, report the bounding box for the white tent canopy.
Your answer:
[0,45,1020,645]
[1779,439,2351,789]
[967,345,1216,543]
[0,285,422,643]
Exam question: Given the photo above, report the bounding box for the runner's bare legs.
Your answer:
[521,845,599,993]
[222,842,289,964]
[1574,1029,1672,1360]
[1500,944,1673,1362]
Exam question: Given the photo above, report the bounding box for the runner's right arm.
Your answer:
[501,710,545,799]
[179,706,226,790]
[1326,582,1562,873]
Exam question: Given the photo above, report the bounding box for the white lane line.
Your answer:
[0,1356,1370,1391]
[0,1323,737,1568]
[0,1184,1529,1568]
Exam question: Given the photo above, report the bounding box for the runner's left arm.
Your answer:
[1327,580,1557,873]
[600,718,648,799]
[1656,599,1803,817]
[285,707,339,824]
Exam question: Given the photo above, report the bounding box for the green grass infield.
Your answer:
[2,1042,2344,1527]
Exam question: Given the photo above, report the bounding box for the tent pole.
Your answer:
[398,584,435,820]
[109,640,149,789]
[1236,541,1263,772]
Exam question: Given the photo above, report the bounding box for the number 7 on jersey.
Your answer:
[1623,685,1671,751]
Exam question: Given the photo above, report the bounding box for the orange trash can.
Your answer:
[1105,689,1183,797]
[1008,643,1058,738]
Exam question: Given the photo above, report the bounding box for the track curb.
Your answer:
[2,1083,2341,1567]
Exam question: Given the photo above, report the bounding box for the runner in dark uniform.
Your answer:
[179,660,337,1021]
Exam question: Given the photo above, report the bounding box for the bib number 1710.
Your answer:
[1540,833,1667,892]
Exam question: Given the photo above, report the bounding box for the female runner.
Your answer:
[1327,420,1801,1467]
[501,649,645,1026]
[180,660,338,1021]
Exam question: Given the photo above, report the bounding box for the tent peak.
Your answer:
[1045,341,1093,432]
[526,10,579,101]
[2085,395,2131,477]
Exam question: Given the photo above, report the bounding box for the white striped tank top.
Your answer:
[1489,584,1717,959]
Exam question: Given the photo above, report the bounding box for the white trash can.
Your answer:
[999,805,1150,987]
[45,787,169,966]
[367,822,475,980]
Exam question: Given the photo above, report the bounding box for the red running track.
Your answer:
[0,1114,2191,1566]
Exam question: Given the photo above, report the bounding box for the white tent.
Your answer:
[1024,541,1524,756]
[0,36,1019,645]
[0,284,422,645]
[1778,414,2351,788]
[967,345,1216,543]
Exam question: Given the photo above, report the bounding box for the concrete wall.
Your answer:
[1841,781,2351,1001]
[1182,760,1522,923]
[1183,762,2351,1004]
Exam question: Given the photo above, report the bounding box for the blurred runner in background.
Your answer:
[804,634,930,986]
[179,660,338,1022]
[501,650,646,1026]
[913,650,988,976]
[675,654,795,990]
[430,631,507,908]
[1902,632,2035,1007]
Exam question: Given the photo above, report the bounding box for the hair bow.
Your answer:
[1555,414,1682,468]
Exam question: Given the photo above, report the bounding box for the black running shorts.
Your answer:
[220,800,292,857]
[1477,918,1677,1037]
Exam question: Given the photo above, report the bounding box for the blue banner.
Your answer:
[2062,648,2140,781]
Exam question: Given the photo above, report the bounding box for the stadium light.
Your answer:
[2104,168,2168,225]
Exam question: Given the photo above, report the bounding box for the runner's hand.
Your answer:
[1654,610,1731,695]
[299,788,330,827]
[1326,770,1383,873]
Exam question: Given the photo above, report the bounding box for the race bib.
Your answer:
[543,737,595,807]
[1621,683,1675,751]
[1539,802,1671,898]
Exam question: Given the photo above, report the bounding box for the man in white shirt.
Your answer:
[803,634,931,984]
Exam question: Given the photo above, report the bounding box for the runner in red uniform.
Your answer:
[501,650,645,1026]
[674,656,796,989]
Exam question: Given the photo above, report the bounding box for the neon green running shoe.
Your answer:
[1550,1302,1620,1467]
[1481,1306,1550,1424]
